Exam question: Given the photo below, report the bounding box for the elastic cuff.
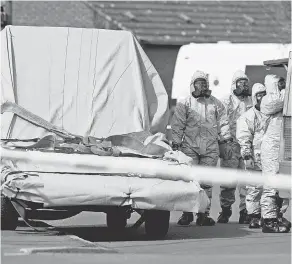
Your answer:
[242,152,252,160]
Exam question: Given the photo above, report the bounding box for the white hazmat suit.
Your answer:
[237,74,290,233]
[260,75,289,220]
[171,70,232,226]
[218,70,253,223]
[236,83,268,226]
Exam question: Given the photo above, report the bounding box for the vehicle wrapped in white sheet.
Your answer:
[1,152,210,213]
[1,26,209,214]
[1,26,169,138]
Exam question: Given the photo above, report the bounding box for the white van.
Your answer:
[172,43,292,102]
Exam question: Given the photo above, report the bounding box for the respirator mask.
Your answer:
[191,78,212,98]
[233,79,251,97]
[254,91,266,111]
[278,77,286,91]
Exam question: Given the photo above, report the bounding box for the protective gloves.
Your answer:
[243,155,254,170]
[172,142,181,151]
[219,138,233,160]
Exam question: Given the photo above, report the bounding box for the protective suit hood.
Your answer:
[231,70,249,93]
[190,70,209,94]
[264,74,281,96]
[261,74,285,115]
[251,83,266,106]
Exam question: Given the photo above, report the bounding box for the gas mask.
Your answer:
[233,79,251,97]
[254,91,266,111]
[278,77,286,91]
[191,78,212,98]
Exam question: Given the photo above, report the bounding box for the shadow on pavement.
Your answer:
[16,220,252,242]
[76,223,251,242]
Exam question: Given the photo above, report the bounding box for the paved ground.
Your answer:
[1,185,291,264]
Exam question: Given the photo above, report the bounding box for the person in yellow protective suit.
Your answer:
[217,70,253,224]
[236,83,268,228]
[171,70,233,226]
[260,74,290,233]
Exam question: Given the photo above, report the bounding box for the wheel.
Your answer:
[106,208,127,232]
[144,210,170,239]
[1,195,18,230]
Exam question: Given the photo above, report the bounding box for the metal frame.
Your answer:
[263,58,289,68]
[283,51,292,116]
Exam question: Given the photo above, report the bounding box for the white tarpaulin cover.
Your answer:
[1,151,209,213]
[1,26,209,213]
[1,26,169,138]
[1,169,209,213]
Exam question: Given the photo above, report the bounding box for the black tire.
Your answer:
[144,210,170,239]
[1,195,18,230]
[106,209,127,232]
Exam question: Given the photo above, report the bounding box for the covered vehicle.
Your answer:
[0,26,209,238]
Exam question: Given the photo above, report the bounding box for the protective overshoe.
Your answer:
[278,213,291,229]
[249,214,262,229]
[239,209,251,224]
[177,212,194,226]
[196,213,216,226]
[262,218,290,233]
[217,207,232,223]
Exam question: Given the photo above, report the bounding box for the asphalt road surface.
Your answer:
[2,185,291,264]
